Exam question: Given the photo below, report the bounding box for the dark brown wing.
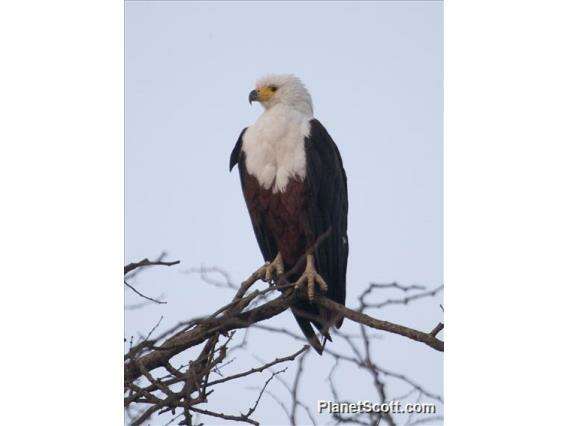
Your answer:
[230,128,278,263]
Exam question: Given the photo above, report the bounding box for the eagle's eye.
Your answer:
[269,85,278,92]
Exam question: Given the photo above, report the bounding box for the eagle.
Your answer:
[230,74,348,354]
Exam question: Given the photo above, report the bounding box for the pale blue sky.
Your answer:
[126,1,443,424]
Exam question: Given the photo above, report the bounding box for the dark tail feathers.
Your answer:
[292,312,324,355]
[291,302,342,355]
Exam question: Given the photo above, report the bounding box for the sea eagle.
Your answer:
[230,74,348,354]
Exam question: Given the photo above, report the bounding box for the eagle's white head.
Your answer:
[249,74,313,116]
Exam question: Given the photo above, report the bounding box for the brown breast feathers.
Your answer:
[243,172,313,269]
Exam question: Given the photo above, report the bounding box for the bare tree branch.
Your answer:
[317,296,444,352]
[124,256,180,275]
[124,280,167,305]
[124,256,443,425]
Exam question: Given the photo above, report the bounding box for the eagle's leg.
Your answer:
[260,253,285,284]
[294,254,328,302]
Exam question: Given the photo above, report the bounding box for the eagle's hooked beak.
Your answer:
[248,89,258,105]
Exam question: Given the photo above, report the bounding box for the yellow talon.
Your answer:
[294,254,327,302]
[261,253,284,283]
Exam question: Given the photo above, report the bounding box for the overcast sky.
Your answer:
[125,1,443,424]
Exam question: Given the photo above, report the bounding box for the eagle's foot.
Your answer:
[260,253,284,284]
[294,254,327,302]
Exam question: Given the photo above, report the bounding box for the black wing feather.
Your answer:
[305,119,349,316]
[229,128,246,171]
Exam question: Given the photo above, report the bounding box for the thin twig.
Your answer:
[124,280,167,304]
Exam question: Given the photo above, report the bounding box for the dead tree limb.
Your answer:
[125,265,443,385]
[124,254,180,275]
[124,256,444,425]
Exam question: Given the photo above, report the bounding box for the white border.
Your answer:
[0,1,123,423]
[1,1,567,424]
[446,1,568,424]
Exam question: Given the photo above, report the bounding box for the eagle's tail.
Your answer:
[291,309,324,355]
[291,301,339,355]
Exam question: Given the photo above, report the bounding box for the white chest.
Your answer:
[242,107,311,193]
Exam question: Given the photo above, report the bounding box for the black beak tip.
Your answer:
[248,89,258,105]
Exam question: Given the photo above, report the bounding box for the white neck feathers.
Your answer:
[243,105,312,193]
